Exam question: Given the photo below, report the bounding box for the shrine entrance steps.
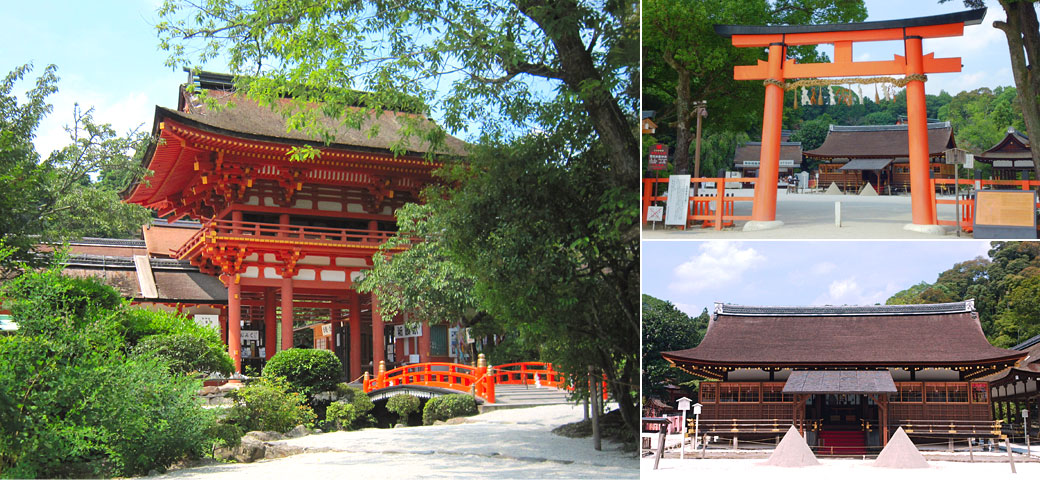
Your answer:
[478,384,572,413]
[817,430,868,456]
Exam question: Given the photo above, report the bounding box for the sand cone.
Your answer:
[873,427,929,469]
[859,183,878,196]
[824,182,842,195]
[761,426,820,467]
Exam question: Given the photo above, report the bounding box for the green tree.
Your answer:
[0,265,215,477]
[789,117,831,171]
[641,295,706,399]
[642,0,866,175]
[945,0,1040,182]
[938,87,1026,152]
[0,64,152,277]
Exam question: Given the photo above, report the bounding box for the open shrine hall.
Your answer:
[663,301,1024,452]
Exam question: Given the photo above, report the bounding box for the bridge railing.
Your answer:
[490,362,566,388]
[363,358,496,403]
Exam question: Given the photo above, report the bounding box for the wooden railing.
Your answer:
[697,419,795,434]
[362,359,610,404]
[363,361,496,403]
[642,177,756,230]
[898,419,1003,438]
[490,362,565,388]
[174,218,398,259]
[931,179,1040,233]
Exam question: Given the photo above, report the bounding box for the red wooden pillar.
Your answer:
[264,287,276,360]
[281,276,294,351]
[371,292,385,369]
[420,320,432,362]
[349,292,362,379]
[904,35,938,227]
[228,278,242,373]
[751,42,785,224]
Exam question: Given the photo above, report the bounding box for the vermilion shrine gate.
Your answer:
[715,9,987,233]
[126,71,466,376]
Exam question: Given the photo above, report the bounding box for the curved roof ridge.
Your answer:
[829,122,950,132]
[714,300,974,317]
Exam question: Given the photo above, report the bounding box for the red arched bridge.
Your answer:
[361,356,605,404]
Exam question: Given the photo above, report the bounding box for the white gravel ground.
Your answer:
[643,190,974,239]
[643,456,1040,480]
[155,404,637,479]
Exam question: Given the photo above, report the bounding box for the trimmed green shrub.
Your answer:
[133,333,234,376]
[224,376,316,433]
[422,394,478,425]
[0,269,218,478]
[113,307,224,349]
[326,384,375,430]
[205,422,244,449]
[263,348,341,399]
[386,394,421,425]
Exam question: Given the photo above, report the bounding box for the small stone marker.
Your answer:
[873,427,929,469]
[834,201,842,227]
[762,426,820,467]
[824,182,842,195]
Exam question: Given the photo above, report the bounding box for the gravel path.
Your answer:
[154,404,637,479]
[643,457,1040,479]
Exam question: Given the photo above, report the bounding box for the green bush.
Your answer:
[113,307,223,349]
[422,394,478,425]
[263,348,342,399]
[325,384,374,430]
[224,376,316,433]
[133,333,234,376]
[205,422,244,449]
[386,394,421,425]
[0,269,218,477]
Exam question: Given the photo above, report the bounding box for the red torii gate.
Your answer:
[715,9,987,232]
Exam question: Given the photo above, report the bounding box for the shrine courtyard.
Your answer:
[148,405,636,479]
[642,190,973,239]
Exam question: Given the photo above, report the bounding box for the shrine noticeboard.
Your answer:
[973,190,1038,239]
[664,175,691,226]
[649,144,669,171]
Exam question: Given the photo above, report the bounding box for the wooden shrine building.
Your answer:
[662,301,1022,451]
[733,141,802,179]
[805,122,957,194]
[124,71,466,377]
[976,127,1035,181]
[984,333,1040,438]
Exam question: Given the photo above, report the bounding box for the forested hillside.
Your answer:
[887,242,1040,348]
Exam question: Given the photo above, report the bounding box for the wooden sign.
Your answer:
[321,323,332,336]
[664,175,691,226]
[649,144,669,171]
[241,330,259,341]
[974,190,1037,239]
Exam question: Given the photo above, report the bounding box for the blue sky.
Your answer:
[642,241,995,317]
[0,0,1020,157]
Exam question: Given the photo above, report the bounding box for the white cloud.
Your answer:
[668,241,765,293]
[811,262,837,276]
[812,276,900,306]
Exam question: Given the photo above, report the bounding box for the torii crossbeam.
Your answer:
[715,8,987,232]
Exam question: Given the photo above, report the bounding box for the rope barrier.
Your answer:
[763,74,928,90]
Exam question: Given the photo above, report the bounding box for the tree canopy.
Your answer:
[0,64,152,276]
[641,295,706,400]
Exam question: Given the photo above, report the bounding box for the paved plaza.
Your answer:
[643,190,977,239]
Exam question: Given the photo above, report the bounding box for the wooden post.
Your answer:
[904,34,937,226]
[653,428,667,470]
[701,434,708,459]
[228,278,242,374]
[371,292,385,370]
[968,438,975,463]
[349,292,362,380]
[1007,437,1017,474]
[589,366,602,451]
[751,43,785,223]
[280,275,294,351]
[263,287,276,360]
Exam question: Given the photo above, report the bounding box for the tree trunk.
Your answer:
[671,63,693,175]
[515,0,638,186]
[996,0,1040,184]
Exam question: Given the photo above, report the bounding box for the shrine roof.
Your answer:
[976,127,1032,162]
[164,85,467,156]
[61,254,225,303]
[733,142,802,163]
[714,8,986,38]
[804,122,955,159]
[662,301,1024,368]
